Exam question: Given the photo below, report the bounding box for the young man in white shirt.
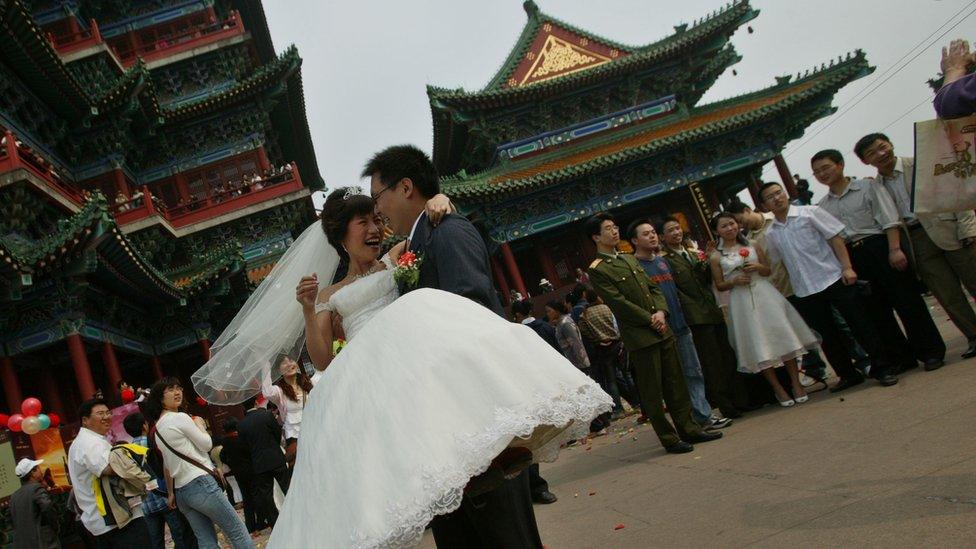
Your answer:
[67,398,151,547]
[760,182,899,391]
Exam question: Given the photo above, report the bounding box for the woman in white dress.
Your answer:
[260,354,313,466]
[708,212,819,407]
[192,188,612,548]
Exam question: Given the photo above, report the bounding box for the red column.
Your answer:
[773,154,799,199]
[102,342,123,404]
[747,174,763,210]
[67,334,96,400]
[535,241,561,289]
[256,147,271,172]
[150,356,164,380]
[41,369,65,418]
[198,339,211,361]
[0,357,22,413]
[490,256,512,305]
[499,243,528,298]
[113,169,131,196]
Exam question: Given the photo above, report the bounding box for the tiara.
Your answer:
[343,187,363,200]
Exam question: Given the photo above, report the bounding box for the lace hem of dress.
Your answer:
[748,344,819,372]
[350,382,613,548]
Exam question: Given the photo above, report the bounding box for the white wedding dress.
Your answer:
[269,256,612,548]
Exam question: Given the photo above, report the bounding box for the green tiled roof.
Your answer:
[428,0,758,108]
[0,194,244,299]
[442,50,873,201]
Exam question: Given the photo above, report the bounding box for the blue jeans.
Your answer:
[176,475,254,549]
[145,507,197,549]
[675,330,713,425]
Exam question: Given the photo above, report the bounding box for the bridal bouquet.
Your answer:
[394,250,423,289]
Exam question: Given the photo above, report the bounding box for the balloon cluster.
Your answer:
[2,398,60,435]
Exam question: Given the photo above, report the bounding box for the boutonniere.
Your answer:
[696,249,707,262]
[332,338,347,356]
[393,250,423,289]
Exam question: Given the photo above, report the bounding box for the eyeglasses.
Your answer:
[370,181,399,201]
[762,189,785,202]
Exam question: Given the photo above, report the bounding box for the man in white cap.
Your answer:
[10,457,60,548]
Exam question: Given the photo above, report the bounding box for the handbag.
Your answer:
[154,428,228,491]
[913,115,976,213]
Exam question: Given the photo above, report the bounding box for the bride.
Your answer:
[193,188,612,548]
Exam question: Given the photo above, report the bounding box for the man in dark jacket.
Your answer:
[238,395,290,528]
[220,418,262,534]
[10,458,60,549]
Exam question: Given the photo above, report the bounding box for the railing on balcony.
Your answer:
[111,11,244,66]
[47,11,243,66]
[46,20,104,55]
[0,131,85,207]
[112,162,304,229]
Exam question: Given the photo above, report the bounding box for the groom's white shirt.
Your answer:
[407,211,425,246]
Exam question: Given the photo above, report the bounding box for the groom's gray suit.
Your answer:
[401,211,542,549]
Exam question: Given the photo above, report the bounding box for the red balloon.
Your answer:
[196,396,207,406]
[7,414,23,432]
[0,414,8,427]
[121,389,136,403]
[21,397,42,417]
[48,413,60,428]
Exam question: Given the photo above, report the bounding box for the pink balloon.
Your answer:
[21,397,42,417]
[7,414,23,432]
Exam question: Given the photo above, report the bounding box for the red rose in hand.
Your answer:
[121,389,135,403]
[196,396,207,406]
[738,248,750,258]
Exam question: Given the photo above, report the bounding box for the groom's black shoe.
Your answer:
[532,490,558,504]
[684,431,722,444]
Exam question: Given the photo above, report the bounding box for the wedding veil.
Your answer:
[192,221,339,404]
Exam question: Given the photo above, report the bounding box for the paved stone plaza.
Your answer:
[417,299,976,548]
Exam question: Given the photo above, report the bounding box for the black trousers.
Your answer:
[252,465,291,527]
[791,278,895,379]
[235,474,262,533]
[689,323,749,415]
[849,235,946,363]
[95,516,151,548]
[430,469,542,548]
[528,464,549,496]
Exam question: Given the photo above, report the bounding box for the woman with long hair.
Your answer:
[142,378,253,549]
[708,212,819,407]
[262,354,313,465]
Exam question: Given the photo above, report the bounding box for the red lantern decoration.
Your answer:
[7,414,24,432]
[121,389,136,403]
[0,414,8,428]
[21,397,42,417]
[48,413,60,428]
[196,396,207,406]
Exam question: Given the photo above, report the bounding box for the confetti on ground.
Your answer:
[588,491,596,496]
[574,493,579,498]
[614,523,626,531]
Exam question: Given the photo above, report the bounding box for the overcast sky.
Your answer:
[262,0,972,206]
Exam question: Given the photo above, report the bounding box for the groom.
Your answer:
[366,145,542,548]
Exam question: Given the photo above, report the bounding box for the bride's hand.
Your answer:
[425,193,455,226]
[296,275,319,312]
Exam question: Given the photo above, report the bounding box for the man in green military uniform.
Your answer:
[585,213,722,453]
[658,217,747,418]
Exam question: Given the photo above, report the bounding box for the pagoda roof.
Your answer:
[0,0,93,119]
[442,51,874,200]
[428,0,757,109]
[0,194,245,302]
